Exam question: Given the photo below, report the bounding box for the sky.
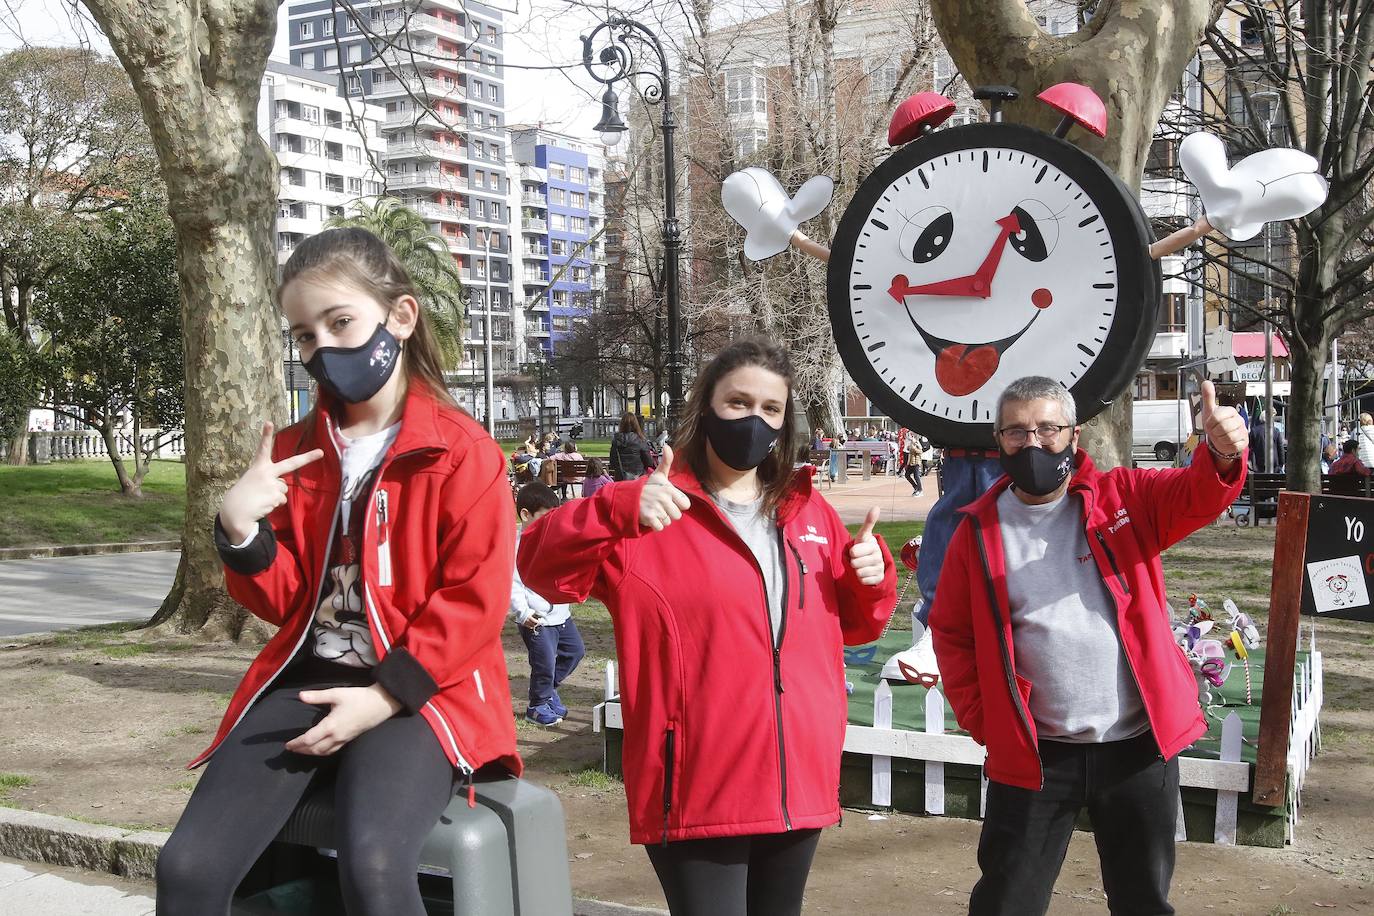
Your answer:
[1,0,609,139]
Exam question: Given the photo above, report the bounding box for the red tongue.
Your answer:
[935,344,1000,396]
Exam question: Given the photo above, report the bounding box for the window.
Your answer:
[934,52,954,87]
[486,25,498,45]
[549,187,566,205]
[301,105,320,124]
[551,213,567,231]
[570,166,585,182]
[571,267,588,283]
[868,58,898,98]
[549,163,566,179]
[322,17,334,37]
[300,20,313,40]
[347,44,362,63]
[489,84,498,101]
[569,216,586,232]
[346,75,362,95]
[346,17,359,33]
[486,54,497,72]
[325,173,344,192]
[303,137,320,155]
[727,69,768,115]
[570,191,585,208]
[365,180,382,195]
[1158,293,1186,333]
[475,199,486,218]
[737,128,768,157]
[1145,138,1179,179]
[348,176,363,193]
[347,145,362,163]
[490,202,501,221]
[550,238,568,256]
[299,51,315,69]
[323,48,338,67]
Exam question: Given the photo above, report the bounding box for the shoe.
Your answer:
[526,704,563,726]
[548,690,568,718]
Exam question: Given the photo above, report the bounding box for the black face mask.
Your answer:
[999,443,1074,497]
[303,323,400,404]
[702,408,782,471]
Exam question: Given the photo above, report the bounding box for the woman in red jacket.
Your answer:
[518,338,897,916]
[155,228,520,916]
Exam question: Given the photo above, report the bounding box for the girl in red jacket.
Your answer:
[155,228,520,916]
[518,338,897,916]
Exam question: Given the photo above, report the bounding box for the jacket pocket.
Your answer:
[787,541,808,613]
[661,723,677,845]
[1014,674,1033,712]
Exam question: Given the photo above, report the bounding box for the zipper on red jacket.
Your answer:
[1090,527,1162,754]
[661,724,676,846]
[772,530,793,831]
[1093,530,1131,597]
[787,540,807,609]
[967,516,1038,761]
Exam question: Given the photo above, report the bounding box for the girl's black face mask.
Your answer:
[303,323,400,404]
[999,441,1074,496]
[702,408,782,471]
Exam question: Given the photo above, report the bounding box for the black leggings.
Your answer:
[644,829,822,916]
[156,686,455,916]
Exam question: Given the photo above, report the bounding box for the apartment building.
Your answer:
[285,0,518,419]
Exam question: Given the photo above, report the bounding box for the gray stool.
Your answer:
[245,772,573,916]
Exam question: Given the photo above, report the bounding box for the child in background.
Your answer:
[582,457,614,498]
[512,482,585,726]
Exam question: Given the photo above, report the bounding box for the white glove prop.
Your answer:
[1179,131,1329,242]
[721,168,834,262]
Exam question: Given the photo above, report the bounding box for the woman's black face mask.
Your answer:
[702,408,782,471]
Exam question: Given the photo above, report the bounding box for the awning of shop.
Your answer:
[1232,332,1290,359]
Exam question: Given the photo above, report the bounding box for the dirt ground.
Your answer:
[1,524,1373,914]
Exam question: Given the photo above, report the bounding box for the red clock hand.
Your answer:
[888,212,1022,302]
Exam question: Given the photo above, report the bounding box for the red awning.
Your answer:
[1231,332,1289,359]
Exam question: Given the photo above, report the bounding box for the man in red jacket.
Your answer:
[929,376,1247,916]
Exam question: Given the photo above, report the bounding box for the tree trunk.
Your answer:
[81,0,284,639]
[1286,330,1327,494]
[930,0,1218,468]
[5,425,26,466]
[98,420,140,496]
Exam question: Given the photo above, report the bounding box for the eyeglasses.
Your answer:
[996,424,1073,447]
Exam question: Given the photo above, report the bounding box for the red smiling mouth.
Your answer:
[911,314,1043,396]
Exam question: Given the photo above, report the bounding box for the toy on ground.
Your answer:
[1171,593,1262,710]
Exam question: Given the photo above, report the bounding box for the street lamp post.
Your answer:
[582,17,683,434]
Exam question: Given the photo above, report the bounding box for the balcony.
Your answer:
[375,11,465,40]
[1148,330,1189,360]
[523,218,548,231]
[383,108,451,131]
[412,200,470,222]
[387,169,465,192]
[523,272,549,284]
[276,214,319,236]
[523,246,549,258]
[368,75,467,102]
[522,192,548,207]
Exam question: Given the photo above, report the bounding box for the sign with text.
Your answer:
[1299,494,1374,622]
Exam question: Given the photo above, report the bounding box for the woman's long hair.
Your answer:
[674,337,800,517]
[618,411,643,436]
[280,227,460,445]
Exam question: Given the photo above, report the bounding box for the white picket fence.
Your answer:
[592,627,1325,846]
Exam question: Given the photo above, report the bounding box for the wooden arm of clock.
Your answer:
[790,230,831,263]
[1149,215,1212,260]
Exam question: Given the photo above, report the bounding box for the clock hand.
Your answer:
[887,212,1023,302]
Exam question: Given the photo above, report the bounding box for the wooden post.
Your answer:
[862,448,872,481]
[1253,492,1310,807]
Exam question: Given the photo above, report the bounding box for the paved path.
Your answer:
[0,551,180,638]
[0,857,155,915]
[822,469,936,525]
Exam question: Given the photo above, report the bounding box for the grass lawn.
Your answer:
[0,460,186,549]
[497,437,613,458]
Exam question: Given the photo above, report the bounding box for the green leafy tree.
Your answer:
[33,190,182,496]
[327,196,465,365]
[0,330,37,446]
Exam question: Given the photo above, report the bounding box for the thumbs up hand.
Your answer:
[848,506,887,586]
[1198,380,1247,462]
[638,444,692,532]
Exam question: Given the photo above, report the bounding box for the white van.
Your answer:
[1132,399,1193,462]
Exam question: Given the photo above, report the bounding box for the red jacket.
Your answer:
[517,467,896,844]
[928,447,1245,790]
[193,385,521,778]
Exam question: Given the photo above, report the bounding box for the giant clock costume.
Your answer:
[722,82,1327,680]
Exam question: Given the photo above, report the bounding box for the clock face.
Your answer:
[827,123,1158,447]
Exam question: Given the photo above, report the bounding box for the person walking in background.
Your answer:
[930,376,1247,916]
[1248,410,1285,473]
[511,482,585,727]
[582,457,615,498]
[609,412,657,481]
[904,432,924,496]
[517,338,896,916]
[1357,413,1374,467]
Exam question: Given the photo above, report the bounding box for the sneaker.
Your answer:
[548,690,568,719]
[526,704,563,726]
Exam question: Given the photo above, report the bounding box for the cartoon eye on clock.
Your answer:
[718,81,1330,448]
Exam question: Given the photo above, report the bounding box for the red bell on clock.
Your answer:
[888,92,956,147]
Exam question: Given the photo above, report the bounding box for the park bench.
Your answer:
[1320,473,1374,498]
[234,770,572,915]
[1230,472,1285,526]
[808,449,833,489]
[551,458,590,501]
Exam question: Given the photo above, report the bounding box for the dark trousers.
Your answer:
[644,829,822,916]
[156,687,455,916]
[518,618,585,708]
[904,460,924,492]
[970,732,1178,916]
